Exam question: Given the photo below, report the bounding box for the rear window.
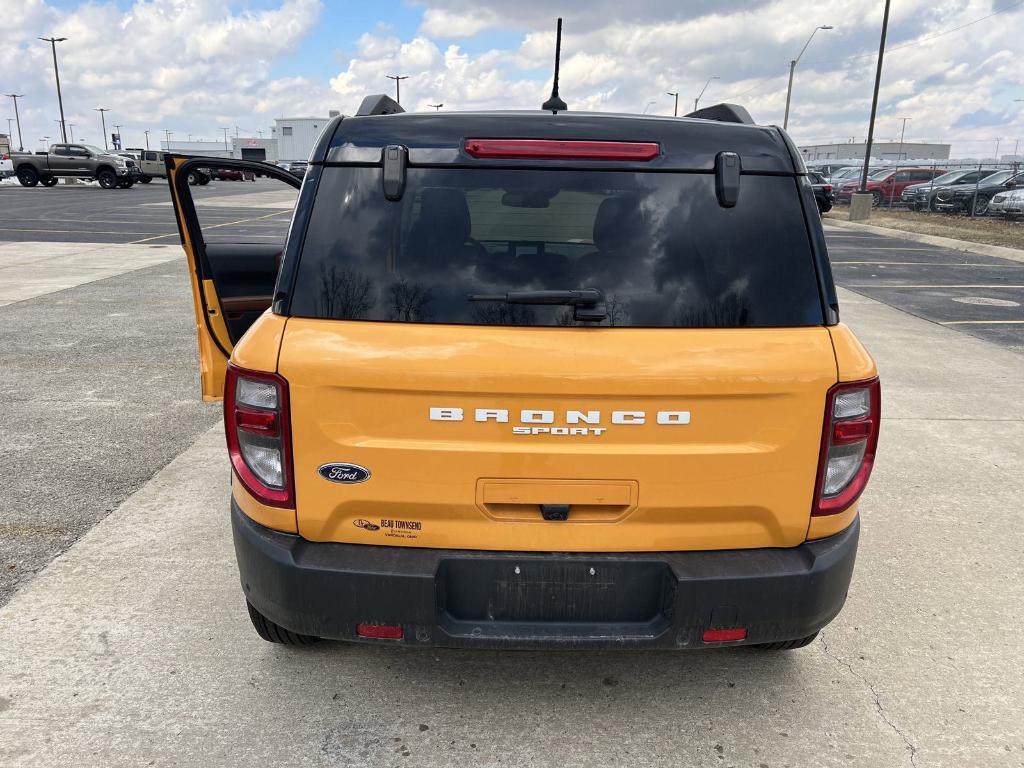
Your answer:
[288,167,823,327]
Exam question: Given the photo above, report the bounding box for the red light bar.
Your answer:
[465,139,660,161]
[356,623,404,640]
[702,627,748,643]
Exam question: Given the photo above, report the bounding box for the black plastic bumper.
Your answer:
[232,500,859,649]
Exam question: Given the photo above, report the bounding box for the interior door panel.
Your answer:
[203,244,282,342]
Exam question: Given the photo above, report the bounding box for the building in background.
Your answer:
[798,141,951,162]
[232,136,277,163]
[160,140,232,158]
[273,112,340,163]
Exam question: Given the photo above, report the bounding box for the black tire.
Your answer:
[117,178,135,189]
[197,174,211,186]
[138,176,152,184]
[870,190,882,208]
[246,601,320,646]
[970,195,990,217]
[97,169,118,189]
[753,631,819,651]
[41,176,58,187]
[17,167,39,187]
[187,171,198,185]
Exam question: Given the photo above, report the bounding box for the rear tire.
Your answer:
[17,167,39,187]
[246,601,320,646]
[753,631,819,651]
[138,176,152,184]
[970,195,990,216]
[41,176,58,187]
[870,190,882,208]
[97,169,118,189]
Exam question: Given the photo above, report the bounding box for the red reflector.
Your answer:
[356,623,403,640]
[833,419,872,443]
[465,139,660,161]
[235,408,279,435]
[702,627,747,643]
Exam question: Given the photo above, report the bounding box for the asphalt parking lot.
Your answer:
[0,181,1022,766]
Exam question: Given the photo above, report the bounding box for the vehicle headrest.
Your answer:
[593,195,642,252]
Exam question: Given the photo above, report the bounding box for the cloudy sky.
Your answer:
[3,0,1023,158]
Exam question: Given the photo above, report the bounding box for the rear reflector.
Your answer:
[703,628,747,642]
[356,623,404,640]
[465,139,660,161]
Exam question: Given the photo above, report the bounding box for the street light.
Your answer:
[666,91,680,117]
[642,100,657,114]
[164,129,172,149]
[221,127,230,150]
[144,130,150,150]
[39,37,69,142]
[93,107,110,149]
[68,123,76,142]
[694,76,719,112]
[387,74,409,105]
[783,25,833,130]
[429,103,444,111]
[895,117,910,161]
[4,94,24,150]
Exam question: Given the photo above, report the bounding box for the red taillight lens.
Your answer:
[703,628,747,642]
[465,139,660,161]
[824,184,833,193]
[813,378,881,516]
[224,364,294,508]
[356,623,403,640]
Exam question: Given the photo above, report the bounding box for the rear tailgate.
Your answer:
[280,321,835,552]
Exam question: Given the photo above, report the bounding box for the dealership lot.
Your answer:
[0,182,1022,766]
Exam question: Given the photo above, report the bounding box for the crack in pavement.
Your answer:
[819,631,919,767]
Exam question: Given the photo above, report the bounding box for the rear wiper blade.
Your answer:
[469,289,607,321]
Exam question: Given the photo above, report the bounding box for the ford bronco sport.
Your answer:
[167,94,879,651]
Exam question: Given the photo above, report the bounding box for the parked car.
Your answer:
[165,96,879,651]
[989,187,1024,219]
[828,166,880,199]
[837,167,944,206]
[0,152,12,180]
[283,160,308,178]
[805,162,856,179]
[214,167,256,182]
[807,171,834,214]
[10,143,140,188]
[900,168,1000,211]
[932,170,1024,216]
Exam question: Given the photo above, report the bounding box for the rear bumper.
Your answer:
[232,500,859,650]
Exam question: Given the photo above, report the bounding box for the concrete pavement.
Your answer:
[1,288,1021,767]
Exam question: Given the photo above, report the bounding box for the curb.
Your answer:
[823,217,1024,264]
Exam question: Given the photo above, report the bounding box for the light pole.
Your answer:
[113,124,123,150]
[642,100,657,114]
[164,129,172,149]
[39,37,69,142]
[666,91,679,117]
[895,117,910,161]
[144,130,150,150]
[693,76,719,112]
[429,103,443,111]
[387,74,409,104]
[855,0,891,209]
[221,127,230,150]
[93,108,110,149]
[783,25,833,130]
[68,123,76,142]
[5,94,24,150]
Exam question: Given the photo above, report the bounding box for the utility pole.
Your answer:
[164,129,172,149]
[144,130,150,150]
[852,0,891,222]
[5,94,24,150]
[39,37,69,142]
[642,100,657,114]
[235,125,240,138]
[783,25,833,130]
[429,103,443,111]
[221,127,229,150]
[895,117,910,161]
[68,123,76,142]
[994,137,1001,162]
[666,91,679,117]
[693,76,719,112]
[386,74,409,105]
[93,108,110,149]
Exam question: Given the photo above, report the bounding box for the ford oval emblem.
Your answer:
[318,463,371,484]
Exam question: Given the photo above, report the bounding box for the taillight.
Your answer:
[813,378,881,516]
[224,364,294,507]
[464,139,660,161]
[824,184,833,193]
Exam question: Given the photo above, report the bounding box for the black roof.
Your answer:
[314,110,800,174]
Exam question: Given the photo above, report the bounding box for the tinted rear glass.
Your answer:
[289,167,823,327]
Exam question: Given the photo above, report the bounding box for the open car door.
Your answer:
[165,155,301,400]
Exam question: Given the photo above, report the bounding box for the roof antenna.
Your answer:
[541,18,567,113]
